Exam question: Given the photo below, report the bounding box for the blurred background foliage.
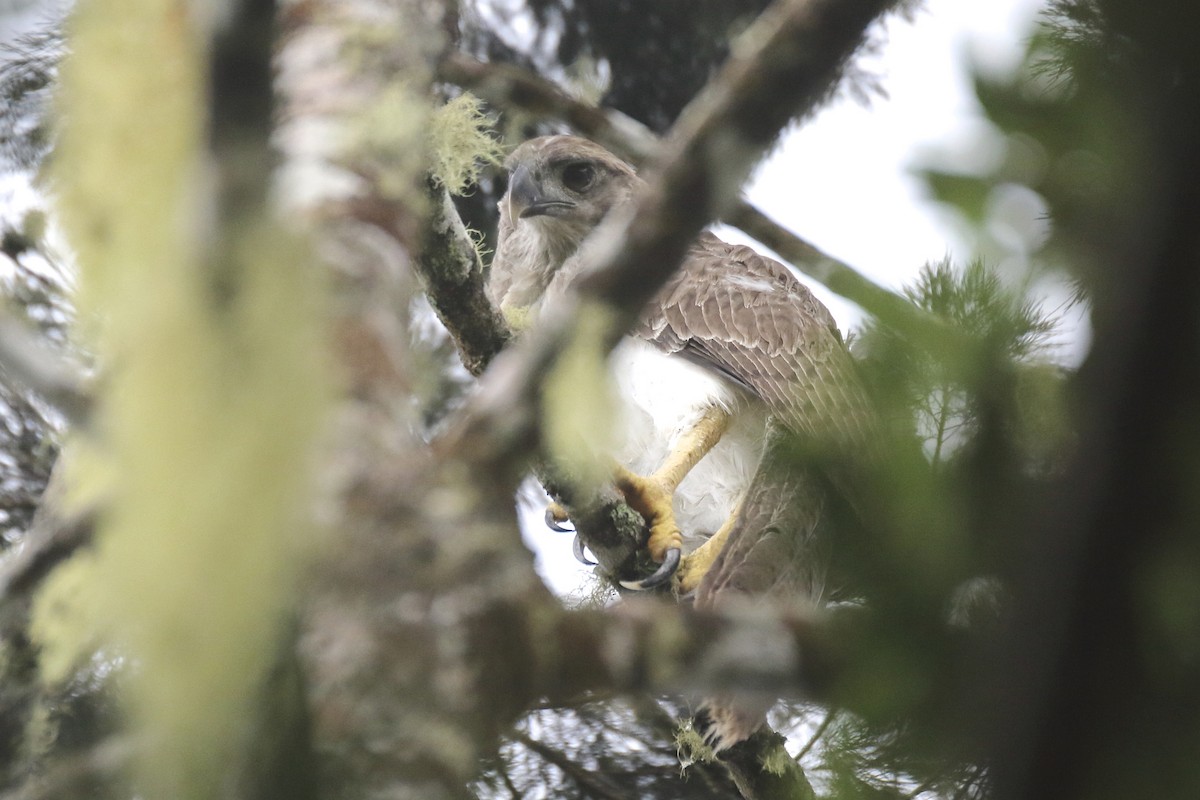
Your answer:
[0,0,1198,798]
[0,21,64,550]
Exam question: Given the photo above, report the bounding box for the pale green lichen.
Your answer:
[337,17,503,213]
[36,3,331,798]
[48,0,205,345]
[675,722,719,769]
[337,7,446,208]
[348,79,432,202]
[428,93,502,196]
[541,302,619,493]
[759,739,792,776]
[464,223,493,264]
[23,695,57,767]
[562,54,608,107]
[502,304,535,333]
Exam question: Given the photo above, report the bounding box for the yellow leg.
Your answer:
[673,498,742,594]
[614,405,731,563]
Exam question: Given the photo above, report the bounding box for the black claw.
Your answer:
[572,534,597,566]
[619,547,681,591]
[544,507,574,533]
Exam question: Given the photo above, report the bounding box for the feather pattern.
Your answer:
[637,232,873,451]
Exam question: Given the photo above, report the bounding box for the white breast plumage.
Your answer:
[609,338,765,551]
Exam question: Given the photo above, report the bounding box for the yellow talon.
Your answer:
[544,502,572,532]
[673,498,742,594]
[614,467,682,562]
[611,405,733,589]
[673,554,707,595]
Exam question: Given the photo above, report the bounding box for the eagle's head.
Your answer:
[488,136,641,320]
[501,135,639,230]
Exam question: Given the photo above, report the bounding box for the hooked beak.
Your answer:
[509,164,575,219]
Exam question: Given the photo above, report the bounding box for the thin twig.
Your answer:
[948,764,986,800]
[497,762,523,800]
[513,730,629,800]
[0,310,90,426]
[795,708,837,762]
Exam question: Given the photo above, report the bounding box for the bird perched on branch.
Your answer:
[487,135,873,751]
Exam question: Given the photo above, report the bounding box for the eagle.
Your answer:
[487,135,873,751]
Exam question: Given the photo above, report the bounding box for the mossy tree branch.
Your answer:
[417,180,510,377]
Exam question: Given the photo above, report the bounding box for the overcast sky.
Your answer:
[738,0,1051,327]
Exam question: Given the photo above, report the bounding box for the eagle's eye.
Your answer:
[561,161,597,193]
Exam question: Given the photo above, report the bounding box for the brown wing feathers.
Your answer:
[637,232,872,450]
[647,235,868,753]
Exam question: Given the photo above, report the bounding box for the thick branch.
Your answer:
[722,728,817,800]
[538,599,851,706]
[416,180,510,376]
[536,474,647,579]
[437,53,657,161]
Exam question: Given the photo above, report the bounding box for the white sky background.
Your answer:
[735,0,1049,329]
[529,0,1063,597]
